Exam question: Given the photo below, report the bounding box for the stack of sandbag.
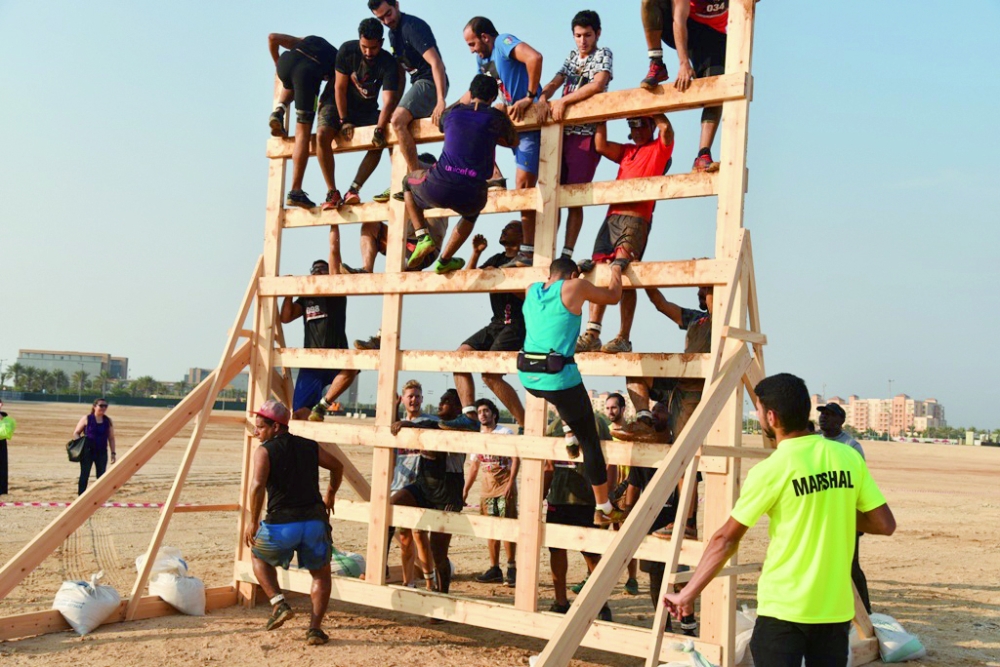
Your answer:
[135,546,205,616]
[52,572,121,635]
[870,613,927,662]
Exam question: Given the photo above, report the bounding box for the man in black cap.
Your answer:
[244,399,344,645]
[819,402,871,613]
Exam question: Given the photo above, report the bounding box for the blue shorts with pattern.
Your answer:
[251,519,332,571]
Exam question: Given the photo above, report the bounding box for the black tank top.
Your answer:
[262,432,327,524]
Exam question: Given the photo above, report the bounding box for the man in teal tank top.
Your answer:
[519,256,628,526]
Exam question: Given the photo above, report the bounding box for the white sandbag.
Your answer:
[661,640,718,667]
[149,572,205,616]
[135,546,188,578]
[52,572,121,636]
[330,550,366,578]
[869,613,927,662]
[735,605,757,665]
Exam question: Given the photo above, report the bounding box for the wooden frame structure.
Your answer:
[0,3,881,664]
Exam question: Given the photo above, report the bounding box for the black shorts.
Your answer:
[662,16,727,78]
[404,169,487,222]
[592,214,650,262]
[463,321,526,353]
[404,473,464,512]
[546,504,598,557]
[317,85,382,130]
[276,50,325,126]
[750,616,851,667]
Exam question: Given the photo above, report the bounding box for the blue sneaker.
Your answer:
[438,413,479,431]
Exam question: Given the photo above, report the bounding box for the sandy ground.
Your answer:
[0,402,997,666]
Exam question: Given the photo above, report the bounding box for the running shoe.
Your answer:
[342,264,371,274]
[594,506,628,527]
[570,577,588,594]
[354,333,381,350]
[269,108,286,137]
[407,235,438,269]
[342,189,361,206]
[640,60,669,90]
[308,403,327,422]
[624,577,640,596]
[438,413,479,431]
[598,604,613,622]
[505,565,517,588]
[486,177,507,191]
[575,330,602,353]
[549,602,570,614]
[372,187,391,203]
[601,336,633,354]
[651,523,699,540]
[475,565,504,583]
[305,628,329,645]
[286,189,316,209]
[576,259,595,273]
[392,190,405,202]
[501,251,533,268]
[610,419,657,442]
[434,257,465,274]
[321,189,342,211]
[693,151,720,173]
[266,601,294,631]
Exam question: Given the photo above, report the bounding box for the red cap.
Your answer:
[254,399,290,426]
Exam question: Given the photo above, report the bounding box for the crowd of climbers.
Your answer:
[250,4,897,666]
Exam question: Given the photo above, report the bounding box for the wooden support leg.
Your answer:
[514,395,547,611]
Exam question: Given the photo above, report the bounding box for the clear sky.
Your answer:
[2,1,998,427]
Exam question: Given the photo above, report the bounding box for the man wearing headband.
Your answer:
[279,259,359,421]
[575,114,674,355]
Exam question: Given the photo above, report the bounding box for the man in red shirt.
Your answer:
[639,0,727,172]
[576,115,674,354]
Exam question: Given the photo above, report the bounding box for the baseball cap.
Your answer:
[817,403,846,419]
[255,399,290,426]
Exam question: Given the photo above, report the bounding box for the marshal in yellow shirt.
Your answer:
[731,433,886,623]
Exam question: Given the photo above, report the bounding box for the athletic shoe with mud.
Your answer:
[505,565,517,587]
[693,151,719,173]
[598,604,613,622]
[575,330,602,353]
[570,577,588,594]
[486,177,507,191]
[475,565,504,583]
[640,60,669,90]
[321,189,342,211]
[407,235,438,269]
[624,577,640,596]
[342,189,361,206]
[392,190,405,201]
[652,523,699,541]
[576,259,595,273]
[342,264,371,274]
[269,108,286,137]
[438,413,479,431]
[354,333,381,350]
[306,628,329,645]
[549,602,570,614]
[266,601,294,631]
[308,403,327,422]
[434,256,465,274]
[286,189,316,209]
[501,251,533,268]
[610,419,657,442]
[601,336,632,354]
[594,506,628,527]
[372,187,391,203]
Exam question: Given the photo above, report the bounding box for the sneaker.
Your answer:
[269,108,286,137]
[475,565,504,583]
[623,577,640,596]
[594,506,628,527]
[640,60,669,90]
[434,256,465,274]
[407,235,439,270]
[321,189,342,211]
[549,602,570,614]
[600,336,632,354]
[305,628,329,645]
[308,403,327,422]
[501,251,533,268]
[693,152,720,173]
[505,566,517,587]
[598,604,613,622]
[266,601,294,631]
[575,330,602,353]
[652,523,699,540]
[342,189,361,206]
[486,177,507,191]
[610,419,657,442]
[438,413,479,431]
[570,577,588,594]
[576,259,595,273]
[342,264,371,274]
[354,334,381,350]
[392,190,405,202]
[372,187,391,203]
[286,189,316,209]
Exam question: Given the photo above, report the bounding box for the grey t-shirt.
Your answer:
[827,430,865,459]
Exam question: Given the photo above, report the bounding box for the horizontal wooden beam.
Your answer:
[265,74,750,159]
[274,348,710,379]
[281,171,717,228]
[259,258,733,298]
[207,414,248,425]
[0,585,236,641]
[233,562,722,665]
[173,503,240,513]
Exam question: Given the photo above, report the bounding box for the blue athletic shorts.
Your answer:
[251,519,332,571]
[513,130,541,175]
[293,368,337,411]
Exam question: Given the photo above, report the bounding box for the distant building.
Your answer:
[810,393,946,437]
[186,367,248,393]
[17,349,128,380]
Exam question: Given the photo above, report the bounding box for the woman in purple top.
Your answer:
[72,398,117,495]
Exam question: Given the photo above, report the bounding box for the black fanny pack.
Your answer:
[517,350,575,374]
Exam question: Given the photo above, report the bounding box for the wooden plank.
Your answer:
[276,348,710,379]
[0,342,250,602]
[0,586,237,641]
[207,414,249,426]
[259,258,734,297]
[233,562,723,665]
[722,326,766,345]
[534,347,752,667]
[851,582,875,640]
[852,637,881,667]
[173,503,240,513]
[265,73,749,159]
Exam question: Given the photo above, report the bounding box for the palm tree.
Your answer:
[97,370,111,396]
[8,363,25,390]
[71,370,90,395]
[131,375,157,397]
[21,367,37,392]
[36,370,52,393]
[174,379,189,397]
[52,370,69,393]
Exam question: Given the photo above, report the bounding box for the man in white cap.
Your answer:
[244,399,344,645]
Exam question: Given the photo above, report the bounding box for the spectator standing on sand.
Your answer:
[244,399,343,645]
[664,374,895,667]
[0,401,15,495]
[819,402,872,614]
[72,398,116,495]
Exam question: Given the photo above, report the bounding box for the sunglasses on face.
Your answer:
[627,119,647,128]
[97,404,109,408]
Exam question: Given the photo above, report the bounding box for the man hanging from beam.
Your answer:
[518,256,627,527]
[663,373,896,667]
[573,115,675,355]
